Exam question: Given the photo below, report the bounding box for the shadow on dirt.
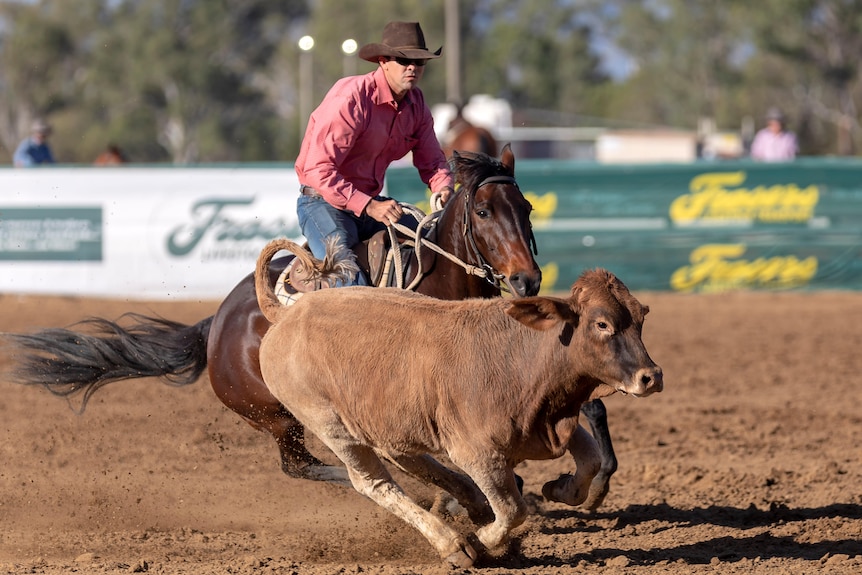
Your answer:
[478,502,862,569]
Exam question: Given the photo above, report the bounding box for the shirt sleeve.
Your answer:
[13,141,34,167]
[299,90,373,216]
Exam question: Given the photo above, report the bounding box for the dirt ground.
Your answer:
[0,289,860,575]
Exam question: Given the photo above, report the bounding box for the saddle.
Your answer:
[274,229,425,305]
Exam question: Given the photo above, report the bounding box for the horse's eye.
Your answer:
[476,209,490,219]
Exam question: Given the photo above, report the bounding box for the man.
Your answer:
[750,107,798,162]
[13,119,56,167]
[294,21,454,286]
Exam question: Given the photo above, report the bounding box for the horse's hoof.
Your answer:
[443,541,477,569]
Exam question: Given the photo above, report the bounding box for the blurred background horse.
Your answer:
[440,105,498,159]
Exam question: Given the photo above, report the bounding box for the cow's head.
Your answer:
[505,268,663,398]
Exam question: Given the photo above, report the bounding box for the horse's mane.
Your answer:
[449,151,513,195]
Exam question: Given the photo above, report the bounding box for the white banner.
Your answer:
[0,167,304,300]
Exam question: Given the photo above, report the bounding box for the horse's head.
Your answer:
[444,144,541,297]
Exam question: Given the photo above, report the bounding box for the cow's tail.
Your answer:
[254,238,313,323]
[255,237,360,324]
[3,314,212,413]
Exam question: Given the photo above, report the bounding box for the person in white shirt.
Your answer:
[750,107,798,162]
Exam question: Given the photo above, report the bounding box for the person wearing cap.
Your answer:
[13,119,56,167]
[294,21,454,286]
[750,107,798,162]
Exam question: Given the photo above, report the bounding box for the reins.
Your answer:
[379,176,527,294]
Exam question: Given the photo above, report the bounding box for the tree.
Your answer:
[0,0,102,160]
[744,0,862,155]
[0,0,307,164]
[85,0,307,163]
[460,0,611,124]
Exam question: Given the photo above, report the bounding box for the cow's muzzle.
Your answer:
[618,366,663,398]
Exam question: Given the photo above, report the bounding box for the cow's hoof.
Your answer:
[443,541,477,569]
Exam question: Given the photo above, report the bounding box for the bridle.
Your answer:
[385,173,537,294]
[463,175,538,291]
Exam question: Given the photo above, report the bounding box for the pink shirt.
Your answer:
[750,128,798,162]
[295,67,453,216]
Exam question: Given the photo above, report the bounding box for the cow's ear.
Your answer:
[506,296,577,331]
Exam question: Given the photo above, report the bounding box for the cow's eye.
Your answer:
[596,321,611,332]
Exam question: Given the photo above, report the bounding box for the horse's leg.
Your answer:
[207,263,325,477]
[388,454,494,525]
[580,399,618,510]
[540,423,601,507]
[307,415,476,567]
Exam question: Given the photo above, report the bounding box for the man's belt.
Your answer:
[300,185,324,199]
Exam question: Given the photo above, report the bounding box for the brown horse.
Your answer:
[6,144,619,510]
[441,108,498,159]
[6,146,538,467]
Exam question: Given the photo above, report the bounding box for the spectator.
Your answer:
[13,119,56,167]
[750,107,798,162]
[294,21,454,286]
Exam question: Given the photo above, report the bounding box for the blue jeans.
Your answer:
[297,194,417,287]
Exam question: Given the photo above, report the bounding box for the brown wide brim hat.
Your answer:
[358,21,442,63]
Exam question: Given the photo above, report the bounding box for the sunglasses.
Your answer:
[392,57,428,67]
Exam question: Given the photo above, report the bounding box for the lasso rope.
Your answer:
[381,192,506,292]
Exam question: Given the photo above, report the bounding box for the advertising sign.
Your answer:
[0,167,302,299]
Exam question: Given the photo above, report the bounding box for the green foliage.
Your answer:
[2,0,862,163]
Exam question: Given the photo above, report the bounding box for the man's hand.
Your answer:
[437,186,454,205]
[365,197,403,225]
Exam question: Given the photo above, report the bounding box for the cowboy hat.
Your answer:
[358,21,442,63]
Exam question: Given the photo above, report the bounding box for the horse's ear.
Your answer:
[500,143,514,173]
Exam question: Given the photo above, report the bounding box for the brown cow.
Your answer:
[254,239,663,568]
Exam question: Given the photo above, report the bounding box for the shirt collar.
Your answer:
[372,66,412,109]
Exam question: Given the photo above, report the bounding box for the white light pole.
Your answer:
[298,35,315,138]
[341,38,358,77]
[445,0,461,105]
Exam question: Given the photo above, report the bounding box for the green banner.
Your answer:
[386,158,862,292]
[0,207,103,261]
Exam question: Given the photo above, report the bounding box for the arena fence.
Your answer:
[1,158,860,299]
[390,157,862,293]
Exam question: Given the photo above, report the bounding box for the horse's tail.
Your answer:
[3,314,213,413]
[254,238,311,324]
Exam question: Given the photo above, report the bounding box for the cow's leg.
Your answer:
[299,463,351,485]
[306,417,477,568]
[388,453,494,525]
[449,453,527,551]
[580,398,618,510]
[541,424,601,507]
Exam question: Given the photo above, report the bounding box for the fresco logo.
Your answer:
[167,198,295,259]
[538,261,559,293]
[525,191,557,222]
[670,244,817,292]
[669,171,819,223]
